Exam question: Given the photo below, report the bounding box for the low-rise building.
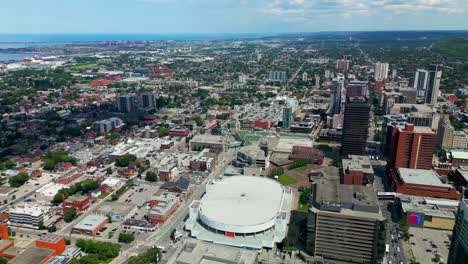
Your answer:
[9,205,45,229]
[176,239,258,264]
[148,191,182,224]
[398,196,457,231]
[158,165,178,182]
[342,155,374,185]
[93,202,137,222]
[289,146,324,165]
[450,150,468,167]
[63,195,90,212]
[72,215,108,236]
[389,168,461,200]
[169,127,191,137]
[189,134,227,151]
[122,219,157,232]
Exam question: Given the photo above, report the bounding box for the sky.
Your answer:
[1,0,468,34]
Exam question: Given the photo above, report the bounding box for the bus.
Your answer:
[378,192,397,200]
[385,244,390,254]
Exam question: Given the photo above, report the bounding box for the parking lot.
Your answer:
[409,227,451,264]
[118,183,159,207]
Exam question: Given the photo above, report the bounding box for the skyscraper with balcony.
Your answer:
[374,62,389,80]
[425,65,442,105]
[341,96,370,155]
[117,93,133,113]
[388,124,436,170]
[414,69,430,97]
[282,98,297,129]
[139,92,158,110]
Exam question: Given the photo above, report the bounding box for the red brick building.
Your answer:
[168,127,190,137]
[388,124,436,170]
[389,168,460,200]
[148,192,182,224]
[57,172,83,185]
[289,146,324,165]
[254,120,271,130]
[158,165,178,182]
[63,195,90,212]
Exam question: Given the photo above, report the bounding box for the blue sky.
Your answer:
[1,0,468,33]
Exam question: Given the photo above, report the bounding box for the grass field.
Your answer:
[278,174,298,186]
[69,63,99,70]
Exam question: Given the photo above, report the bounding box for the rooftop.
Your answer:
[73,214,108,231]
[176,239,258,264]
[9,246,55,264]
[451,151,468,160]
[37,235,63,244]
[398,168,451,187]
[342,155,374,174]
[191,134,226,144]
[198,176,284,228]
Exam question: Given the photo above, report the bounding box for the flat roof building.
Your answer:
[389,168,460,200]
[176,239,258,264]
[93,202,137,222]
[9,205,45,229]
[306,169,386,264]
[72,215,108,236]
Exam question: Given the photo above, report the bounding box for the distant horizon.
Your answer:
[0,30,466,43]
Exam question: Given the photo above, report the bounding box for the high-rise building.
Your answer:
[391,68,397,78]
[336,59,350,71]
[324,70,331,79]
[306,178,386,264]
[437,115,455,152]
[139,92,157,110]
[329,78,345,117]
[425,65,442,105]
[117,93,133,113]
[448,199,468,264]
[346,80,369,97]
[239,74,247,84]
[414,69,430,97]
[341,96,370,155]
[302,72,308,82]
[388,124,436,170]
[343,55,352,60]
[268,71,287,83]
[374,62,389,80]
[315,74,320,87]
[282,98,297,129]
[92,117,124,133]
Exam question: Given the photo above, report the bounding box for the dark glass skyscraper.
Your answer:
[341,96,370,155]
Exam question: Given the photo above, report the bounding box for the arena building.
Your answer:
[185,176,292,249]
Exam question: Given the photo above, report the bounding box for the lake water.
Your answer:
[0,53,34,62]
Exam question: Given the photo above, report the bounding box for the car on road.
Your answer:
[397,247,400,252]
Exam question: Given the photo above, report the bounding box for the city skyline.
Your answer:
[1,0,468,34]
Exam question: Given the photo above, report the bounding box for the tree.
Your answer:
[0,257,8,264]
[299,188,311,205]
[159,127,169,137]
[48,225,57,233]
[106,168,113,175]
[64,207,77,222]
[127,248,161,264]
[65,238,71,245]
[146,171,158,182]
[8,172,29,187]
[118,233,135,243]
[115,154,137,167]
[194,117,204,126]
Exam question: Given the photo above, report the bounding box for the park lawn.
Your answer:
[278,174,298,186]
[69,63,99,70]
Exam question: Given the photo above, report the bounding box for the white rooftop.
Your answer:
[198,176,284,233]
[398,168,450,187]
